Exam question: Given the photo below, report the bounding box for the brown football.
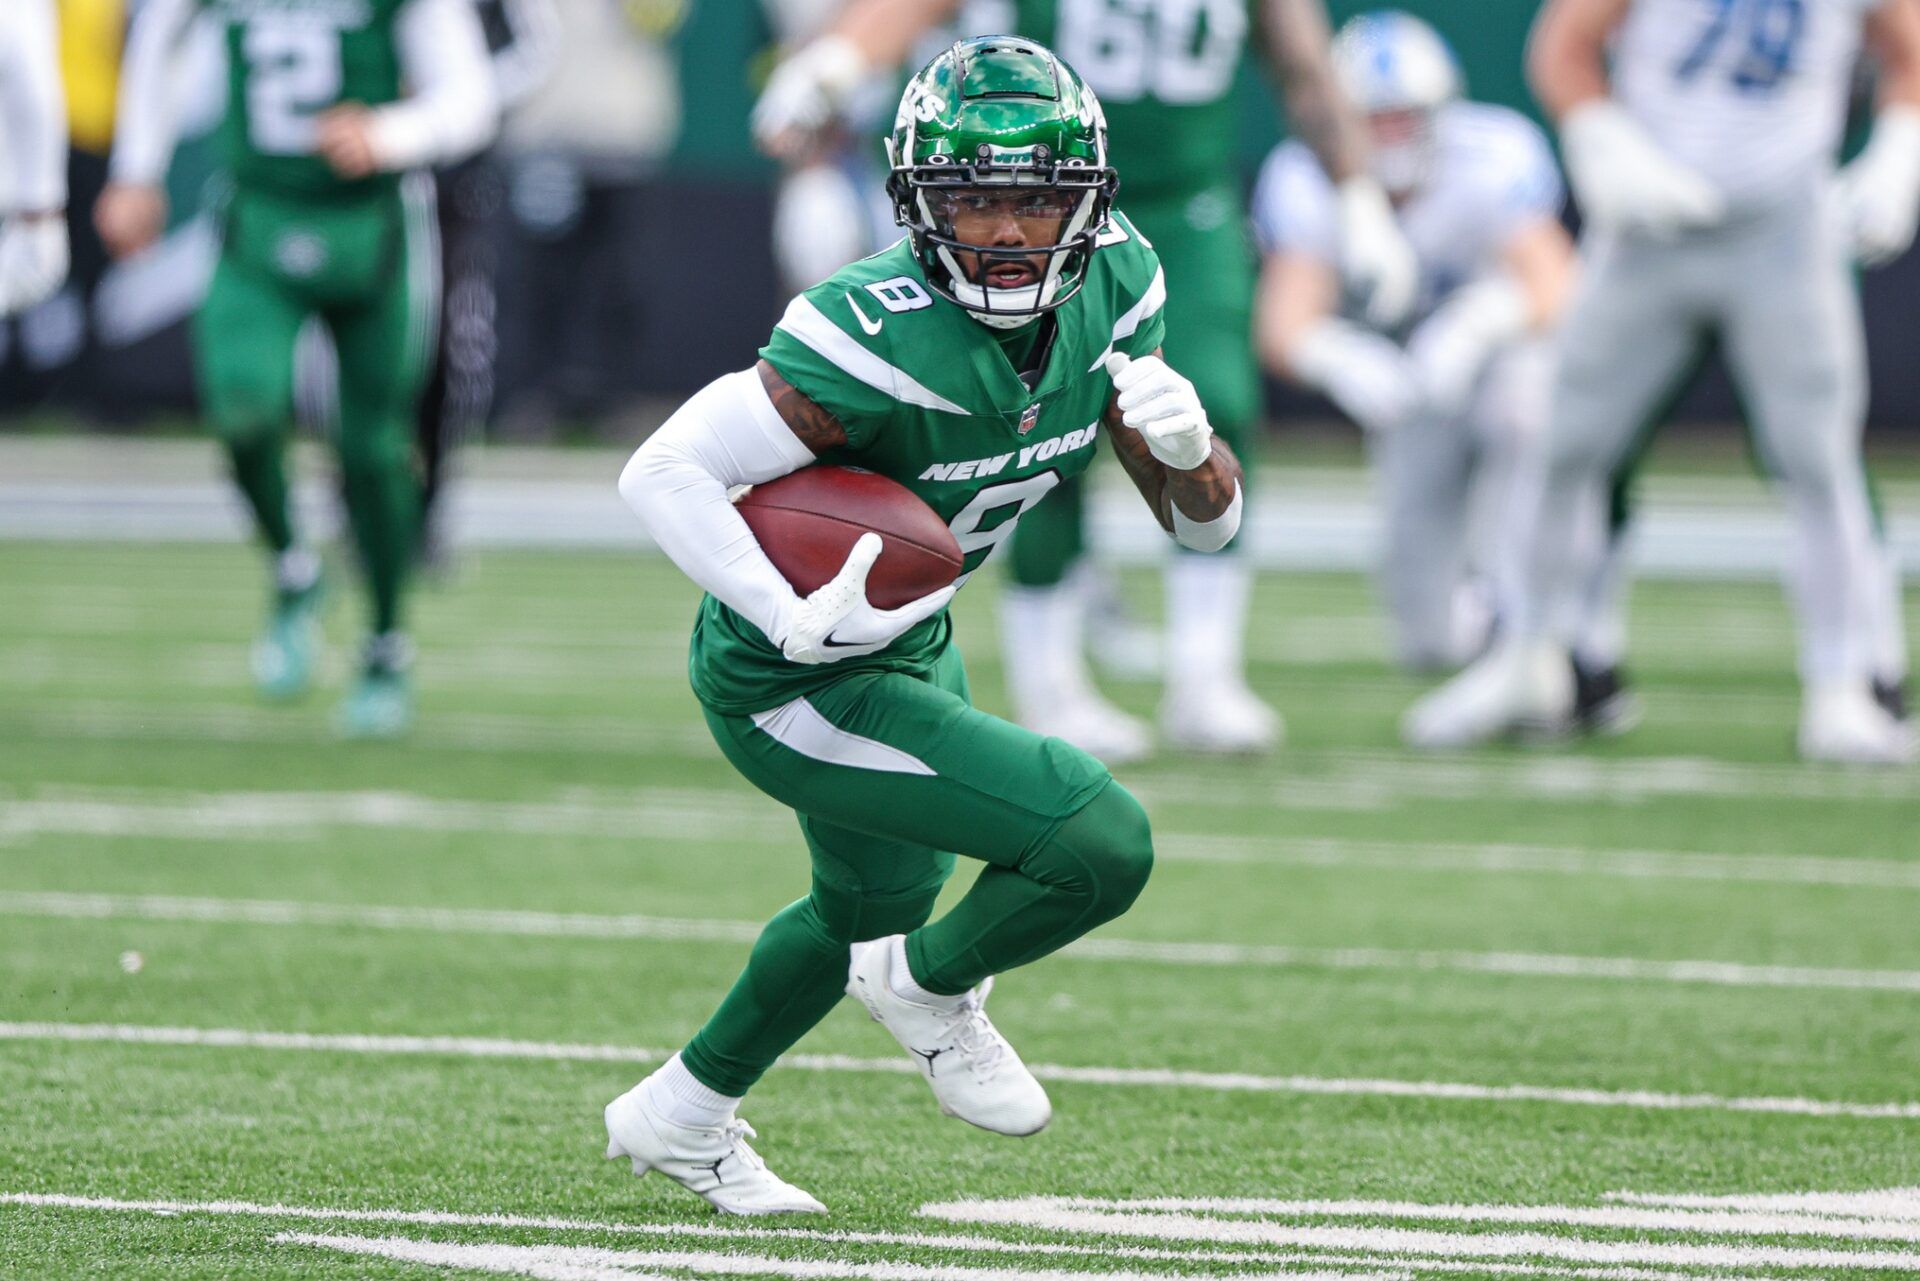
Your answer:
[735,466,964,609]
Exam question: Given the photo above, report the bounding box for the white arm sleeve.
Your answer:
[108,0,199,185]
[618,369,819,647]
[0,0,67,211]
[373,0,500,171]
[1171,479,1243,553]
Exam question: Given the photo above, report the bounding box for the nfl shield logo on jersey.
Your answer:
[1018,404,1041,435]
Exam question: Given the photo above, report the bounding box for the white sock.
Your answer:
[275,548,320,594]
[997,581,1100,718]
[886,934,962,1009]
[643,1052,740,1128]
[1164,553,1251,698]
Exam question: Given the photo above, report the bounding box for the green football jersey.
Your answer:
[201,0,409,199]
[1008,0,1252,198]
[687,212,1168,714]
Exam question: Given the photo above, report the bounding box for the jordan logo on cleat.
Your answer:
[693,1155,728,1184]
[913,1046,949,1076]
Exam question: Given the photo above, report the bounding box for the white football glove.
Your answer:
[777,532,956,665]
[1838,105,1920,268]
[1337,178,1420,328]
[1289,318,1424,435]
[1104,351,1214,470]
[752,36,869,159]
[1406,276,1531,421]
[1561,101,1727,238]
[0,214,68,315]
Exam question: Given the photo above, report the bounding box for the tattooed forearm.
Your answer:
[1102,399,1245,533]
[1261,0,1369,181]
[757,359,850,455]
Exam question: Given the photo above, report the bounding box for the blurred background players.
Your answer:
[758,0,899,293]
[1408,0,1920,764]
[1256,14,1632,704]
[754,0,1421,762]
[414,0,559,571]
[95,0,498,737]
[1,0,72,315]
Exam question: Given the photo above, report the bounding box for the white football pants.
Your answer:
[1516,184,1905,688]
[1368,339,1628,672]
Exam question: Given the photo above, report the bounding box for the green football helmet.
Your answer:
[885,36,1119,328]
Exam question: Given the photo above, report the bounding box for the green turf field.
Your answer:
[2,541,1918,1280]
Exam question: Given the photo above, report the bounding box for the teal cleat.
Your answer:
[251,576,324,701]
[337,636,415,740]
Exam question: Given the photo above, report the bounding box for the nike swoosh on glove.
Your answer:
[1104,351,1214,471]
[780,532,957,665]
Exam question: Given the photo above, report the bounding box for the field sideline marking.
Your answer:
[0,1192,1818,1281]
[4,1021,1916,1120]
[9,890,1919,996]
[7,781,1920,890]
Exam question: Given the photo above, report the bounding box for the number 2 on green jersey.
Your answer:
[243,18,342,155]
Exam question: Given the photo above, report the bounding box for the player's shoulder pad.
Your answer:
[1088,207,1162,303]
[1443,103,1558,183]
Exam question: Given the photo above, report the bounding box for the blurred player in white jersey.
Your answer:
[0,0,70,315]
[1258,13,1632,707]
[1408,0,1920,763]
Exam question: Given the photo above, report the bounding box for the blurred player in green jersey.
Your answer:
[615,37,1245,1212]
[756,0,1417,761]
[97,0,497,736]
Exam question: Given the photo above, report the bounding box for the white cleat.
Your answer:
[604,1085,826,1216]
[1025,694,1153,766]
[1402,639,1575,749]
[1161,680,1282,754]
[846,938,1051,1137]
[1798,682,1917,766]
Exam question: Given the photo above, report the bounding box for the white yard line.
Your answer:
[918,1200,1920,1273]
[0,1192,1822,1281]
[6,782,1917,891]
[16,701,1919,805]
[9,891,1917,996]
[1605,1189,1920,1217]
[1029,1196,1920,1242]
[3,1022,1915,1120]
[278,1234,1388,1281]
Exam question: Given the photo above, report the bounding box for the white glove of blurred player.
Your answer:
[1104,351,1214,470]
[1561,100,1727,237]
[752,36,869,160]
[0,214,68,314]
[1406,276,1531,421]
[1338,178,1420,328]
[1289,318,1424,435]
[1838,105,1920,267]
[778,532,956,665]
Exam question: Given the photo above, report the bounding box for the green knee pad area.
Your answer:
[906,779,1154,995]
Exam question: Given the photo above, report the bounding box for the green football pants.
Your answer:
[683,641,1155,1097]
[1006,185,1260,587]
[196,181,439,633]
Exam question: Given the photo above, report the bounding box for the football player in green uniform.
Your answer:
[614,37,1242,1213]
[96,0,497,737]
[756,0,1417,761]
